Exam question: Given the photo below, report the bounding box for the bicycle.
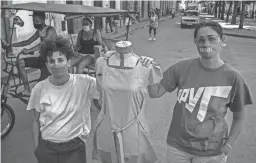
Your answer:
[1,48,40,139]
[1,83,15,139]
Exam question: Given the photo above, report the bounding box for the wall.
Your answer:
[13,0,47,42]
[115,0,120,10]
[47,0,67,37]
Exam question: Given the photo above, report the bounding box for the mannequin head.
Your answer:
[115,41,133,55]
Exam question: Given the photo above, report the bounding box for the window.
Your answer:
[110,1,115,9]
[184,11,199,16]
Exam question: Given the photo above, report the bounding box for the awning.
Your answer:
[1,2,135,16]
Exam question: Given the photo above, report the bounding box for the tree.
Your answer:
[214,1,218,17]
[252,1,255,19]
[226,1,233,22]
[239,1,245,29]
[231,1,239,24]
[221,1,226,20]
[218,1,221,18]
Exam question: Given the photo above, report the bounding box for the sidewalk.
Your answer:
[200,14,256,39]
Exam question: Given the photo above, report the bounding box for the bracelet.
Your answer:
[225,143,232,150]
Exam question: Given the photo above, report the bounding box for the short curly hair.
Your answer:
[194,21,223,39]
[40,36,74,62]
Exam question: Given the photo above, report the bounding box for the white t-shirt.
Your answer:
[26,74,99,143]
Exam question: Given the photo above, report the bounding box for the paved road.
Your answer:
[1,18,256,163]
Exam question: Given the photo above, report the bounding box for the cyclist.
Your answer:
[11,11,57,96]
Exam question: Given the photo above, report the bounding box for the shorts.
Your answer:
[167,145,227,163]
[34,137,86,163]
[24,57,46,68]
[23,57,50,80]
[149,26,156,34]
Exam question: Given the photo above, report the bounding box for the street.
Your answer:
[1,18,256,163]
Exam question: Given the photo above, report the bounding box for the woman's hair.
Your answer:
[194,21,223,39]
[40,36,74,61]
[82,17,93,25]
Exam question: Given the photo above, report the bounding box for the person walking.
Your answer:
[145,21,253,163]
[113,15,120,34]
[124,15,132,36]
[148,10,159,41]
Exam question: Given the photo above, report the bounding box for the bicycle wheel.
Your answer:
[1,103,15,139]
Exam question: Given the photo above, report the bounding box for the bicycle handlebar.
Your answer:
[17,51,34,60]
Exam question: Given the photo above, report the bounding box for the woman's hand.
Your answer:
[21,48,31,55]
[103,50,116,59]
[103,45,109,53]
[140,56,155,67]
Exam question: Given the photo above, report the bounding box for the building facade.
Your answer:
[1,0,176,44]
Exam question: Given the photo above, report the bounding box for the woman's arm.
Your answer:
[12,31,39,47]
[148,83,168,98]
[221,76,253,155]
[75,30,82,52]
[221,109,246,155]
[227,110,246,145]
[32,110,40,149]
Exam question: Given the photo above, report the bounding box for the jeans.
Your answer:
[34,137,86,163]
[167,145,227,163]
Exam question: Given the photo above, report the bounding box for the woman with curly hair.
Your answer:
[26,37,100,163]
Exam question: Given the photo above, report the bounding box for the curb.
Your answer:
[200,16,256,39]
[223,32,256,39]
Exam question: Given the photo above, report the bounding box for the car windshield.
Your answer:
[184,12,198,16]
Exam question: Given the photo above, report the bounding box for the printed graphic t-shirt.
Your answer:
[160,57,253,156]
[26,74,99,143]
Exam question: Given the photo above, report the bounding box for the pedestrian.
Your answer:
[135,11,140,22]
[105,16,113,33]
[145,21,253,163]
[124,15,132,35]
[148,10,159,41]
[113,14,120,34]
[27,37,100,163]
[92,41,163,163]
[105,4,113,33]
[171,9,175,19]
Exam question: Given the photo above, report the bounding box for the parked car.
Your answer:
[181,10,200,28]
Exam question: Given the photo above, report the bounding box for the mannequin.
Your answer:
[93,40,162,163]
[107,41,139,68]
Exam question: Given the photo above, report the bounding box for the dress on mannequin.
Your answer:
[93,41,163,163]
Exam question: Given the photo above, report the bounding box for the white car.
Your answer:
[181,10,200,28]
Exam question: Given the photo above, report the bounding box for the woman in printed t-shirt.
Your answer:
[143,21,253,163]
[26,37,100,163]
